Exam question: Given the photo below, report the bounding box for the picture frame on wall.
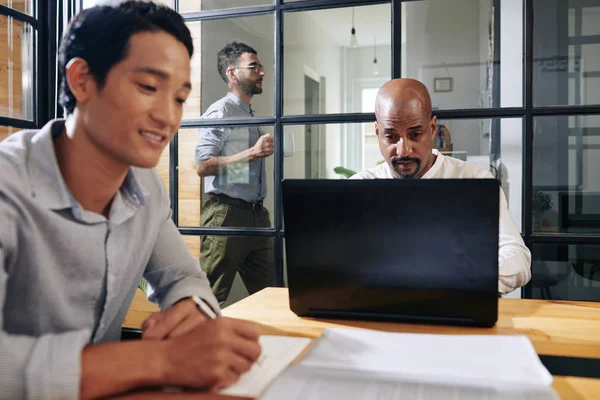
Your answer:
[434,77,453,92]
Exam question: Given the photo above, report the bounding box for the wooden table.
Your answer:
[124,288,600,399]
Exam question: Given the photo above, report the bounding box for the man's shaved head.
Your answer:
[374,78,437,179]
[375,78,432,121]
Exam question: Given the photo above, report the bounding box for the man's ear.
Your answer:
[430,116,438,139]
[226,67,237,84]
[65,58,95,104]
[374,121,379,137]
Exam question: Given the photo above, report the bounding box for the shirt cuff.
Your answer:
[25,328,91,400]
[159,282,220,316]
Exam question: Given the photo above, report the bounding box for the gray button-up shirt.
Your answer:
[0,120,219,399]
[195,92,266,203]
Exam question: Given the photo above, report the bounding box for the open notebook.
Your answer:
[219,335,311,398]
[260,328,559,400]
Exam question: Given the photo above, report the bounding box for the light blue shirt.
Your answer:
[0,120,218,399]
[195,92,266,203]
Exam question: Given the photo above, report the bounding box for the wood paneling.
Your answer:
[0,15,25,119]
[156,149,169,192]
[0,1,32,15]
[183,20,202,120]
[179,200,201,226]
[183,235,201,260]
[178,129,202,226]
[0,125,17,141]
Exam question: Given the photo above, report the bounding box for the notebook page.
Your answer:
[220,335,311,398]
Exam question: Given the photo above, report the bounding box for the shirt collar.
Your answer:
[421,149,445,178]
[226,92,252,115]
[27,119,149,216]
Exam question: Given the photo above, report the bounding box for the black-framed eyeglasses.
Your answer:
[234,63,264,73]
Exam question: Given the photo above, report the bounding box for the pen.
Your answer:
[192,295,218,319]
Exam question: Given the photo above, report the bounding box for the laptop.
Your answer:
[282,179,500,327]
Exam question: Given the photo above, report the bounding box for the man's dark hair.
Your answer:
[58,1,193,115]
[217,42,257,83]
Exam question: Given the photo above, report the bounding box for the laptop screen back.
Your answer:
[282,179,499,327]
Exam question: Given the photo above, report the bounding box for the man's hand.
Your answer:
[161,318,262,391]
[79,317,260,399]
[142,298,207,340]
[250,134,274,159]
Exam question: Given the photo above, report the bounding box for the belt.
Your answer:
[207,193,264,211]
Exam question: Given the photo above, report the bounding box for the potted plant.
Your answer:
[532,190,553,230]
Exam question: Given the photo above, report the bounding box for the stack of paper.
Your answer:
[260,328,558,400]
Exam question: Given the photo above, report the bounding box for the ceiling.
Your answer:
[304,4,392,47]
[84,1,392,48]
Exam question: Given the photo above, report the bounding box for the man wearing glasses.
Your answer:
[195,42,274,305]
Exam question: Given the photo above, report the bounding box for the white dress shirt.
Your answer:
[351,150,532,294]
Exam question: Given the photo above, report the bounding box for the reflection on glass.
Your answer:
[533,0,600,106]
[179,0,272,13]
[530,244,600,301]
[0,17,34,120]
[284,119,523,227]
[533,115,600,234]
[401,0,523,109]
[187,234,274,307]
[0,125,18,142]
[283,4,392,115]
[178,126,274,228]
[0,0,34,15]
[185,15,274,119]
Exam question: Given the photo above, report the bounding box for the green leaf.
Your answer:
[138,278,149,295]
[333,166,357,179]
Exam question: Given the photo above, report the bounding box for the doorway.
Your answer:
[304,74,325,178]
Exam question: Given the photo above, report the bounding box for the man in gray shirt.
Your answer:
[195,42,274,305]
[0,3,260,399]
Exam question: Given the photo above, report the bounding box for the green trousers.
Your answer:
[200,198,274,305]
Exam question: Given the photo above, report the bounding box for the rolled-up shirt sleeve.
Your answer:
[497,185,532,294]
[0,199,91,400]
[195,109,226,164]
[477,170,532,294]
[143,172,220,313]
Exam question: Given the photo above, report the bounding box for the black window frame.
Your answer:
[0,1,55,130]
[56,0,600,297]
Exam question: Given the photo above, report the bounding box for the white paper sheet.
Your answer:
[300,328,553,389]
[261,328,557,400]
[262,364,558,400]
[220,335,311,398]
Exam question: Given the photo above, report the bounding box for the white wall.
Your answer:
[283,11,343,180]
[404,0,486,158]
[201,16,274,117]
[500,0,524,231]
[341,45,391,173]
[498,0,524,299]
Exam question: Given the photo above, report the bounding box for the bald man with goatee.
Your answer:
[351,78,531,295]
